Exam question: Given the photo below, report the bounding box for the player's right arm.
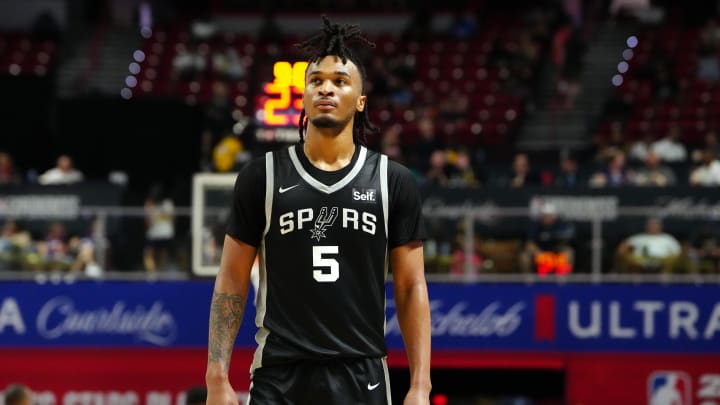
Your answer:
[206,235,256,405]
[206,157,267,405]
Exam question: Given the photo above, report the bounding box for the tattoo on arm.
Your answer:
[208,291,246,372]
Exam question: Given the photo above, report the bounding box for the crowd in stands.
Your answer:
[4,2,720,276]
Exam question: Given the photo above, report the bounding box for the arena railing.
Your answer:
[0,205,718,284]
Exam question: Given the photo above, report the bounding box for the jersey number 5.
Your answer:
[313,245,339,282]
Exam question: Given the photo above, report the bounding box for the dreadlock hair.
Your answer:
[295,15,378,145]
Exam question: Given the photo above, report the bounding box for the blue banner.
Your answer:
[0,281,718,352]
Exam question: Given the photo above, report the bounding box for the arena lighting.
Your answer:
[129,62,141,75]
[618,61,629,74]
[622,49,634,60]
[141,26,152,39]
[627,35,639,48]
[8,64,21,76]
[133,50,145,63]
[125,76,138,88]
[612,74,624,87]
[120,88,132,100]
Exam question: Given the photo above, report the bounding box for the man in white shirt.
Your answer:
[38,155,84,185]
[690,148,720,186]
[652,126,687,163]
[616,217,681,273]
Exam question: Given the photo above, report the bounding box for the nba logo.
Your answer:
[648,371,691,405]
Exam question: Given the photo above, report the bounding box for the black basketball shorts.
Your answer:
[248,357,391,405]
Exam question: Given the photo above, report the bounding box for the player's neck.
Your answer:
[303,129,356,172]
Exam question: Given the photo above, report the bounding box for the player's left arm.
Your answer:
[387,160,431,404]
[391,241,432,404]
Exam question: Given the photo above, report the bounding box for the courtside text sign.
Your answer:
[0,281,718,352]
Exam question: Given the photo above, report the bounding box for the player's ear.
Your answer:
[356,95,366,112]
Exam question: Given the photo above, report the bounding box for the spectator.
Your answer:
[39,222,71,271]
[185,386,207,405]
[688,220,720,273]
[68,222,103,278]
[413,115,443,173]
[508,153,540,187]
[652,125,687,163]
[632,150,677,186]
[628,132,655,162]
[554,155,581,187]
[616,217,681,273]
[425,150,449,186]
[38,155,84,185]
[590,150,634,187]
[172,42,206,81]
[690,148,720,186]
[594,120,628,163]
[212,46,246,81]
[0,152,20,185]
[691,131,720,163]
[520,202,575,274]
[450,232,483,277]
[0,220,31,271]
[380,123,404,163]
[447,149,479,187]
[143,187,175,273]
[3,384,31,405]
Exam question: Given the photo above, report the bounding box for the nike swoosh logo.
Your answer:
[367,382,380,391]
[278,184,299,193]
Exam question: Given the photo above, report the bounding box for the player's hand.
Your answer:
[403,387,431,405]
[206,379,239,405]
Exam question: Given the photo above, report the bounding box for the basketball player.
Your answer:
[206,16,431,405]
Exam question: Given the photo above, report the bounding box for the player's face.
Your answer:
[304,56,366,130]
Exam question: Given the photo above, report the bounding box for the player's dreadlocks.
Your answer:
[296,15,378,145]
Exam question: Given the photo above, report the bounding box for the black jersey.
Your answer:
[227,144,425,373]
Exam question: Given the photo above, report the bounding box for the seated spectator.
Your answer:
[616,217,681,273]
[68,223,103,278]
[508,153,540,187]
[425,150,449,186]
[690,148,720,186]
[692,131,720,163]
[593,120,628,163]
[0,220,31,271]
[450,232,483,277]
[520,203,575,275]
[652,125,687,163]
[380,123,404,163]
[632,150,677,186]
[38,221,71,271]
[144,188,175,273]
[0,151,20,184]
[413,116,444,172]
[590,150,634,187]
[447,149,479,187]
[3,384,32,405]
[688,220,720,273]
[212,46,246,81]
[173,42,206,81]
[628,132,654,162]
[38,155,84,185]
[554,155,581,187]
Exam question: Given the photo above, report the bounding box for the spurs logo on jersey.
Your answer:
[278,207,377,237]
[310,207,338,241]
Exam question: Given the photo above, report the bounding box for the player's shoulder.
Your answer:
[386,157,419,184]
[239,155,267,175]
